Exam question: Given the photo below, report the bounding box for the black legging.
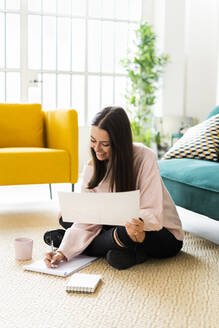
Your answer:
[84,225,183,259]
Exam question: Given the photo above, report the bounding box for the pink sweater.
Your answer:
[58,144,184,260]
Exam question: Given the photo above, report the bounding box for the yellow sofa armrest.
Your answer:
[44,109,78,184]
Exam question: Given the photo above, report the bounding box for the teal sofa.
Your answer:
[158,107,219,223]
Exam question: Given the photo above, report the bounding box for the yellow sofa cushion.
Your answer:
[0,148,70,185]
[0,103,44,147]
[45,109,78,183]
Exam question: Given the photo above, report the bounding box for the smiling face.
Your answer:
[90,126,111,161]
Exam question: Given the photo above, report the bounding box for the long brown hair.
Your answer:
[88,106,135,192]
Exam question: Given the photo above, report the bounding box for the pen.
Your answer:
[50,240,58,268]
[51,239,54,253]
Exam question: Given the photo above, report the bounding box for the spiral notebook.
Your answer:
[66,273,102,293]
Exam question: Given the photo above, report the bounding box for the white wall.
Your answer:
[142,0,219,125]
[79,126,90,173]
[185,0,219,121]
[162,0,186,118]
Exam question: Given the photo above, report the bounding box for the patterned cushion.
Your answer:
[163,114,219,162]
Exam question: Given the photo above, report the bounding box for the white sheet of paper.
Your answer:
[58,190,140,226]
[23,255,97,277]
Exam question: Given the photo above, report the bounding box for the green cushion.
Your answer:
[159,158,219,192]
[158,159,219,221]
[207,105,219,119]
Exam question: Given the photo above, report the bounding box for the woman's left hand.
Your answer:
[125,218,145,243]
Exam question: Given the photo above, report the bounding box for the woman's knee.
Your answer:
[141,229,183,259]
[106,249,136,270]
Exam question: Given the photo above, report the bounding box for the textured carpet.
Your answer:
[0,201,218,328]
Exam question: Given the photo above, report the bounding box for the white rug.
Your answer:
[0,201,219,328]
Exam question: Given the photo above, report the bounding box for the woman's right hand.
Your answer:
[44,251,65,268]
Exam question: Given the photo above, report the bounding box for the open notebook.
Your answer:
[23,254,97,277]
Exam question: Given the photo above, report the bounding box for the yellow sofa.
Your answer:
[0,103,78,195]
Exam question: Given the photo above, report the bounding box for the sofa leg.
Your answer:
[72,184,74,192]
[49,184,52,199]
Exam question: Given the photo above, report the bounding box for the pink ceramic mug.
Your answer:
[14,237,33,260]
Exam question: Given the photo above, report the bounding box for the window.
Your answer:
[0,0,142,125]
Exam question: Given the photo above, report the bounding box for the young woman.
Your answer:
[44,106,184,270]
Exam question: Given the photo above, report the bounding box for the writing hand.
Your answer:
[44,251,65,268]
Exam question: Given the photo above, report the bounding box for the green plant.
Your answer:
[121,21,169,146]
